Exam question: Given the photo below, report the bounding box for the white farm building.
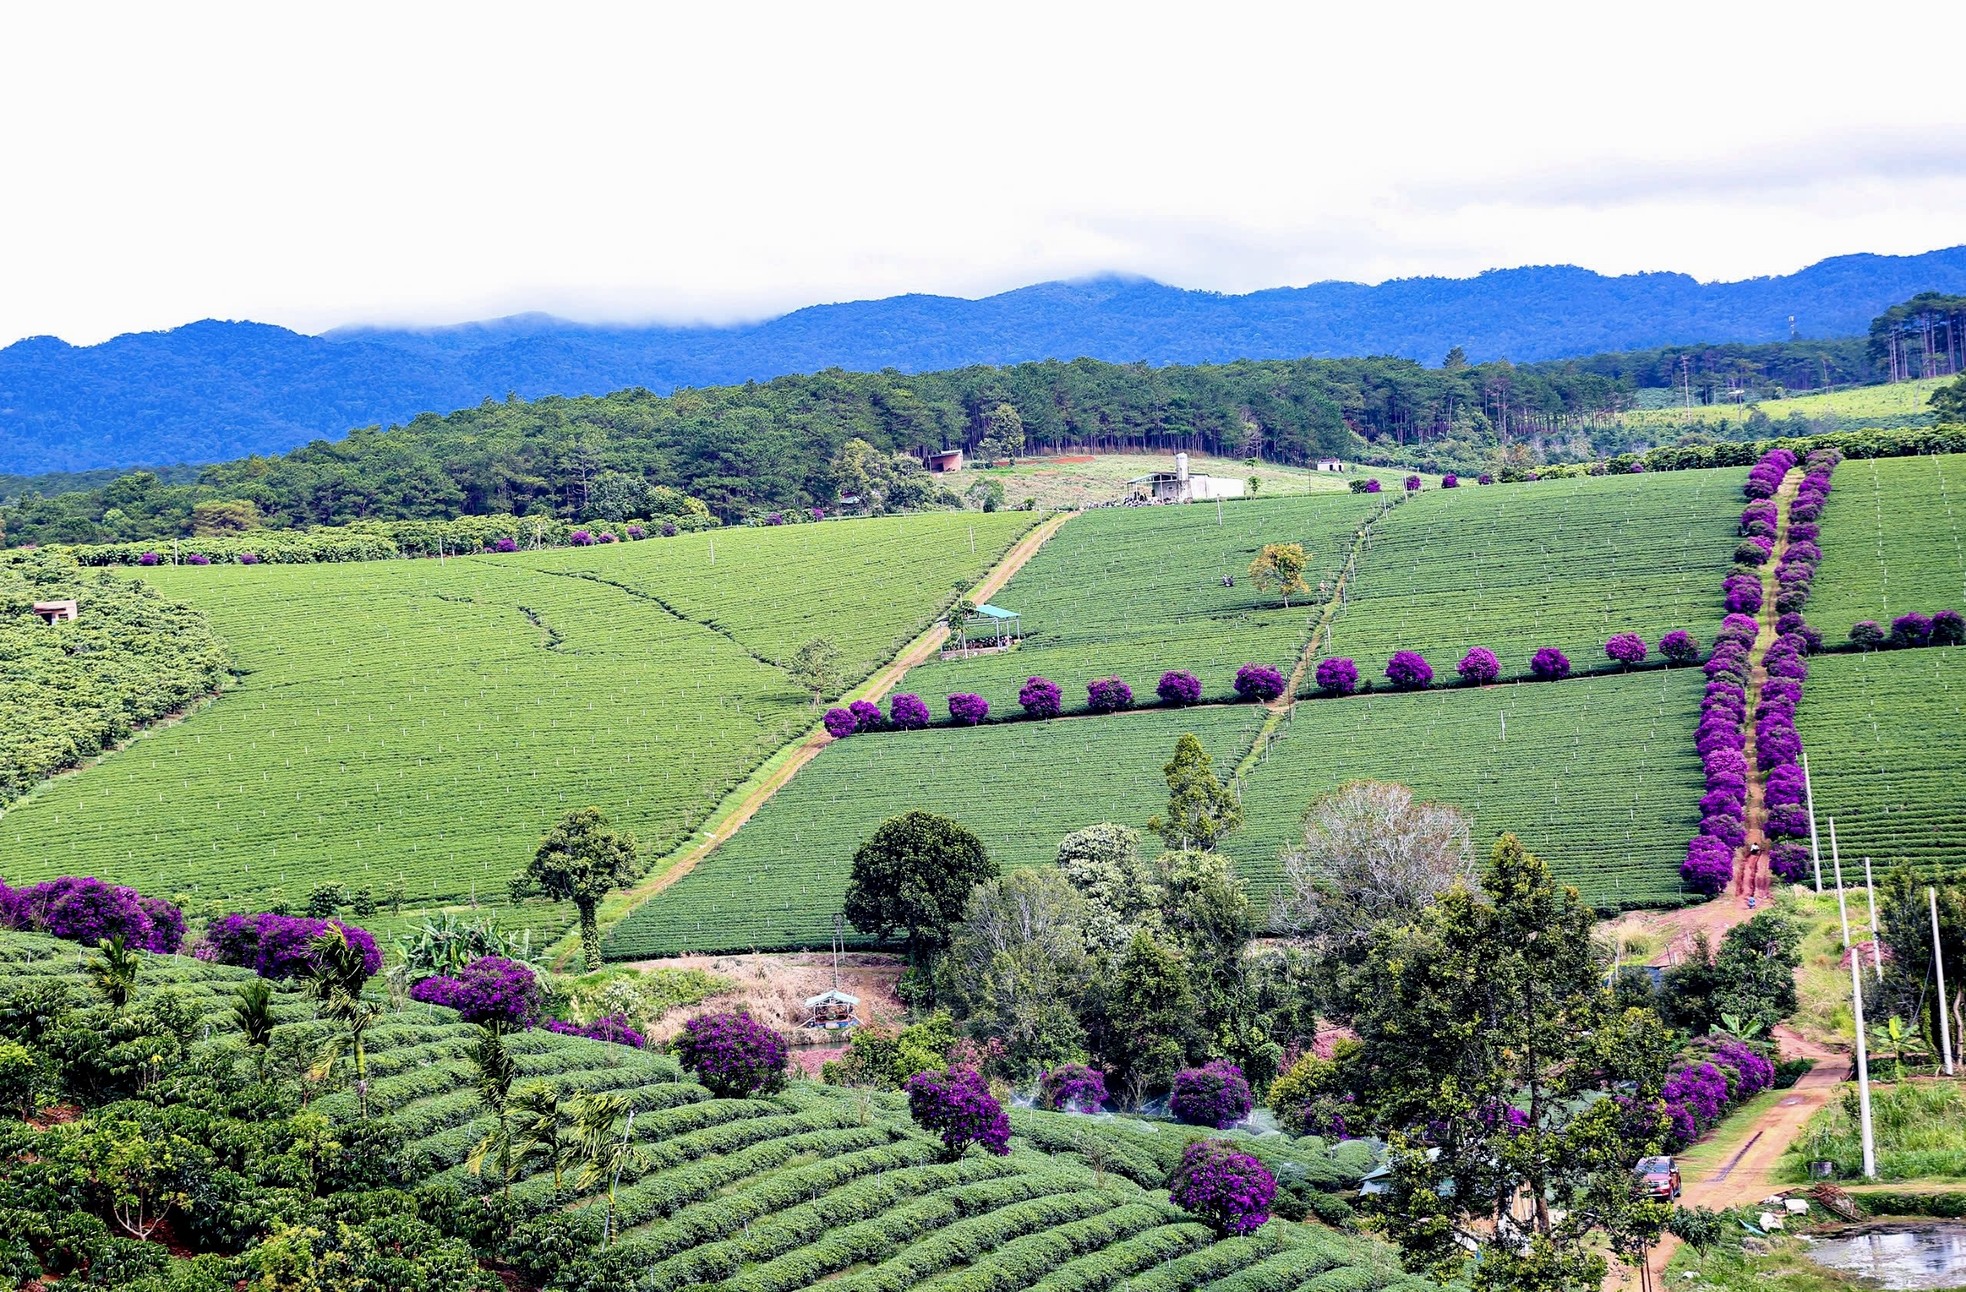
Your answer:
[1128,453,1247,504]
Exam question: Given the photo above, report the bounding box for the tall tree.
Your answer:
[1055,822,1155,952]
[515,806,640,970]
[1148,734,1241,850]
[939,867,1092,1078]
[1248,542,1310,607]
[786,638,844,704]
[1085,929,1201,1107]
[844,811,997,972]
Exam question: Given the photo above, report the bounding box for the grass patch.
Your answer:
[1783,1080,1966,1183]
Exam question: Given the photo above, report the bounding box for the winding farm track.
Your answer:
[564,511,1078,962]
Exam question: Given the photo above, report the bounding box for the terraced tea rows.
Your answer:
[1791,647,1966,879]
[0,929,1427,1292]
[902,493,1385,715]
[606,708,1263,957]
[1319,470,1739,688]
[0,514,1030,940]
[1806,453,1966,633]
[1227,668,1707,909]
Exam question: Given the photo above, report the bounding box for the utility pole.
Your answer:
[1849,946,1878,1179]
[1863,855,1883,982]
[1830,819,1852,949]
[1803,753,1825,893]
[1934,887,1956,1077]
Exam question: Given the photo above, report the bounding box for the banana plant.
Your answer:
[1717,1011,1766,1041]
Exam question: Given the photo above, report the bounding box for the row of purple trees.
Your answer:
[821,664,1290,737]
[1312,631,1697,698]
[0,876,185,953]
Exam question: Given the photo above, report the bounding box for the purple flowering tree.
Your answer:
[1156,670,1203,706]
[848,699,883,732]
[1529,647,1571,681]
[493,536,519,553]
[1659,630,1700,665]
[674,1010,789,1097]
[889,693,931,729]
[138,551,159,566]
[1018,676,1063,719]
[409,955,539,1030]
[1169,1140,1275,1237]
[1364,479,1382,494]
[202,912,382,980]
[1934,610,1966,646]
[185,553,210,565]
[570,530,594,546]
[626,525,646,540]
[1232,664,1286,703]
[1384,650,1433,690]
[947,693,990,725]
[1455,647,1499,686]
[823,707,858,738]
[1085,677,1134,713]
[1681,837,1734,897]
[1403,475,1422,492]
[1604,633,1648,667]
[1038,1064,1108,1114]
[905,1066,1011,1159]
[1890,613,1934,648]
[1170,1061,1254,1128]
[545,1013,647,1048]
[1441,474,1459,488]
[6,877,183,954]
[1477,474,1494,485]
[1313,657,1358,696]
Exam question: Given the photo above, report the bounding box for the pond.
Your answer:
[1804,1223,1966,1290]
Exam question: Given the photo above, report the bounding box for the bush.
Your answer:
[947,693,989,725]
[1085,677,1133,713]
[1890,613,1933,648]
[1169,1140,1274,1236]
[1170,1060,1254,1129]
[1364,479,1382,493]
[823,708,857,738]
[1156,671,1203,707]
[543,1013,647,1048]
[1441,474,1459,488]
[889,693,930,729]
[1455,647,1499,685]
[674,1011,788,1097]
[1530,647,1571,681]
[1038,1063,1108,1113]
[408,955,539,1028]
[1659,630,1700,665]
[1681,836,1734,896]
[201,913,381,980]
[1850,620,1886,650]
[1384,650,1433,691]
[1231,664,1286,703]
[1403,475,1421,492]
[1604,633,1648,666]
[904,1065,1010,1158]
[1313,657,1358,696]
[1,876,184,953]
[848,699,883,732]
[1018,677,1062,719]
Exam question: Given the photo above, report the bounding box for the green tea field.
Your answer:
[1616,376,1948,435]
[967,451,1403,511]
[1,929,1425,1292]
[1805,452,1966,635]
[901,492,1387,716]
[1317,469,1738,689]
[605,707,1264,958]
[1791,647,1966,880]
[0,514,1033,939]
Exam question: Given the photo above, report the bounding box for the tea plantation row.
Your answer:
[1806,452,1966,633]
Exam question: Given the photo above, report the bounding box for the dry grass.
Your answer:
[620,949,908,1045]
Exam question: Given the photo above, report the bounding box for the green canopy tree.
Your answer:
[844,811,996,972]
[1085,929,1201,1107]
[1148,733,1242,850]
[938,867,1093,1079]
[1248,542,1310,607]
[787,638,843,704]
[514,806,640,970]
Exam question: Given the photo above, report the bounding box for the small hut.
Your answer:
[802,989,860,1031]
[943,603,1021,659]
[1315,457,1346,472]
[31,599,78,624]
[926,449,965,473]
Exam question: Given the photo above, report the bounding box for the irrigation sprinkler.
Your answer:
[1863,855,1883,982]
[1802,752,1825,893]
[1934,886,1956,1077]
[1829,818,1852,949]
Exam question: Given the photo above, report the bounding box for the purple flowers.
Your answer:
[1662,1060,1732,1146]
[1722,573,1763,615]
[202,912,381,980]
[1441,474,1459,488]
[0,876,184,954]
[1313,657,1359,696]
[1018,676,1063,719]
[1681,836,1735,897]
[570,530,594,546]
[410,955,540,1028]
[660,521,678,538]
[237,553,260,565]
[1604,633,1648,667]
[947,693,990,725]
[1403,475,1422,492]
[1890,613,1933,648]
[185,553,211,565]
[1085,677,1133,713]
[1384,650,1433,691]
[138,551,159,566]
[1477,473,1494,485]
[905,1065,1011,1158]
[1660,630,1700,665]
[1455,647,1499,686]
[1529,647,1571,681]
[1169,1140,1275,1237]
[674,1011,789,1097]
[1743,448,1797,501]
[1364,479,1382,494]
[545,1013,647,1048]
[1157,670,1203,707]
[625,525,646,540]
[823,707,858,739]
[1232,664,1286,703]
[889,693,931,729]
[598,532,618,544]
[492,536,519,553]
[1170,1061,1254,1129]
[848,699,883,732]
[1038,1063,1108,1114]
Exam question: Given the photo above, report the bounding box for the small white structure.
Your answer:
[1128,452,1247,504]
[1316,457,1346,472]
[31,599,78,624]
[925,448,965,473]
[803,989,860,1031]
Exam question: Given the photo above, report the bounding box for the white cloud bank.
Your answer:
[3,0,1963,346]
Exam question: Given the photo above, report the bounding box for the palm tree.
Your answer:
[92,935,141,1011]
[232,979,278,1080]
[509,1082,580,1189]
[466,1024,519,1194]
[305,925,382,1118]
[574,1092,639,1247]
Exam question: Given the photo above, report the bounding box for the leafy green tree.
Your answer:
[977,403,1025,462]
[305,883,349,918]
[1933,375,1966,423]
[189,497,260,535]
[66,1115,198,1241]
[786,638,843,704]
[843,811,996,969]
[515,806,639,970]
[939,868,1093,1079]
[1248,542,1310,607]
[1149,849,1254,1048]
[1086,930,1202,1106]
[1148,734,1242,850]
[1659,909,1801,1036]
[1873,868,1964,1059]
[820,1012,960,1088]
[91,935,141,1011]
[1055,823,1156,952]
[0,1038,40,1119]
[1342,834,1675,1292]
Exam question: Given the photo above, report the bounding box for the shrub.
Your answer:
[137,551,159,566]
[492,536,519,553]
[1384,650,1433,690]
[1890,613,1933,648]
[1723,574,1763,615]
[1364,479,1382,493]
[1085,677,1133,713]
[674,1010,789,1097]
[1232,664,1286,703]
[1441,474,1459,488]
[1313,657,1358,696]
[1933,610,1966,646]
[1171,1061,1254,1128]
[904,1065,1010,1158]
[889,693,931,729]
[1038,1063,1108,1113]
[3,876,183,953]
[201,913,381,980]
[1455,646,1499,685]
[1477,473,1494,485]
[1659,630,1700,665]
[1734,539,1772,566]
[185,553,210,565]
[625,524,646,540]
[848,699,883,732]
[1169,1140,1275,1236]
[659,521,678,537]
[409,955,540,1028]
[1681,837,1734,896]
[947,693,990,725]
[570,530,594,545]
[544,1013,647,1048]
[237,553,260,565]
[1018,676,1063,719]
[1403,475,1421,491]
[1604,633,1648,667]
[823,708,857,738]
[1850,620,1886,650]
[1156,670,1203,707]
[1530,647,1571,681]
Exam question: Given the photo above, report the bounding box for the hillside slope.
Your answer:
[6,246,1965,472]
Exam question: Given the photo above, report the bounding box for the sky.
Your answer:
[4,2,1965,348]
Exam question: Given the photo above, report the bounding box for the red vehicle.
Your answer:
[1635,1155,1682,1201]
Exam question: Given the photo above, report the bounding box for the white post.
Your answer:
[1803,752,1825,894]
[1863,856,1884,982]
[1935,887,1956,1077]
[1830,819,1852,949]
[1850,948,1878,1179]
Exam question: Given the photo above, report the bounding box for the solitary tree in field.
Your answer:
[787,638,844,704]
[516,806,639,970]
[844,811,996,973]
[1248,543,1310,607]
[977,402,1025,463]
[1149,734,1241,851]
